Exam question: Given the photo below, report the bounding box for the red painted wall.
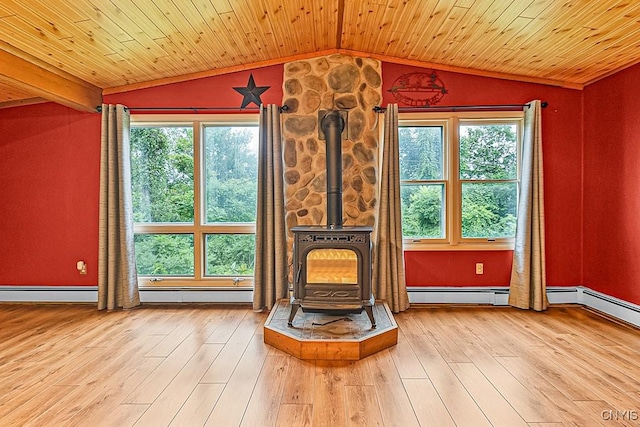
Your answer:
[0,60,585,295]
[583,63,640,305]
[383,63,583,287]
[0,66,283,287]
[0,103,101,285]
[104,65,283,109]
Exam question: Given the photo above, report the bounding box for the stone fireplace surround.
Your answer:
[281,54,382,275]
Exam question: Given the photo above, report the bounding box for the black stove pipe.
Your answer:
[321,110,345,229]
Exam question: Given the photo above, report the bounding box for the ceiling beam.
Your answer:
[336,0,345,49]
[0,46,102,112]
[0,97,47,110]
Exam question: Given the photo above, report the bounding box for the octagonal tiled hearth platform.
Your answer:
[264,299,397,360]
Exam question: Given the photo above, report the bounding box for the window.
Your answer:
[130,115,259,287]
[399,112,523,250]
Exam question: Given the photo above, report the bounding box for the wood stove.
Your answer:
[288,110,376,328]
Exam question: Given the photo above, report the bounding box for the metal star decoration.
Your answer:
[233,73,270,108]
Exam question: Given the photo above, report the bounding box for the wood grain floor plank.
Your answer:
[551,334,640,391]
[417,308,473,363]
[89,404,149,427]
[563,308,640,351]
[344,385,385,426]
[366,350,420,427]
[205,308,249,344]
[392,310,426,336]
[241,355,290,427]
[574,400,639,427]
[403,378,456,427]
[312,360,349,427]
[514,344,601,401]
[125,324,224,404]
[66,357,163,426]
[281,359,315,404]
[344,359,375,386]
[449,362,529,427]
[169,383,225,427]
[275,404,313,427]
[134,343,224,426]
[144,309,207,357]
[201,315,264,383]
[0,333,163,421]
[24,353,162,426]
[496,355,610,427]
[0,384,77,426]
[526,343,640,409]
[526,424,565,427]
[463,350,557,423]
[204,333,270,427]
[404,333,493,427]
[0,305,638,427]
[449,307,521,357]
[389,329,428,379]
[600,344,640,375]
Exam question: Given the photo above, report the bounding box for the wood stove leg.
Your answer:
[364,305,376,328]
[288,302,300,327]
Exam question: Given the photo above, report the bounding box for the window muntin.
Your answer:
[399,113,522,249]
[130,115,258,287]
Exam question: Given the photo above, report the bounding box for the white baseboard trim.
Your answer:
[139,287,253,304]
[0,285,637,327]
[0,286,253,304]
[577,287,640,327]
[405,286,579,306]
[406,285,639,327]
[0,286,99,303]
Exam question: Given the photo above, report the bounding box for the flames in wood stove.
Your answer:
[288,110,376,328]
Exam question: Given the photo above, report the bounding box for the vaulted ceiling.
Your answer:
[1,0,640,112]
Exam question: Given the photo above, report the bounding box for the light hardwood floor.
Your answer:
[0,303,638,427]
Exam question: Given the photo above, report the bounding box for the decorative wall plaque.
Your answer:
[388,71,447,107]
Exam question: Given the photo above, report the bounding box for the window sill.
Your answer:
[137,277,254,288]
[403,241,514,251]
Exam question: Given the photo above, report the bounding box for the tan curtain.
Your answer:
[509,100,547,311]
[253,105,288,311]
[98,104,140,310]
[373,104,410,313]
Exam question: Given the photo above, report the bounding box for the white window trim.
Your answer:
[130,114,260,287]
[398,111,524,251]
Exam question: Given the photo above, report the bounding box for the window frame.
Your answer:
[130,114,259,288]
[398,111,524,251]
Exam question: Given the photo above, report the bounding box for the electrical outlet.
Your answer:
[76,260,87,275]
[475,263,484,275]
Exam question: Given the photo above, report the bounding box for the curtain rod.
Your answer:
[373,101,548,113]
[96,102,545,113]
[95,105,290,113]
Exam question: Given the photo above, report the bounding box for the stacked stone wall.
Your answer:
[281,54,382,268]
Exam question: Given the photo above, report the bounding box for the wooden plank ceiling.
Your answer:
[1,0,640,111]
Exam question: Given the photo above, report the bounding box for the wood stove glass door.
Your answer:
[306,248,358,284]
